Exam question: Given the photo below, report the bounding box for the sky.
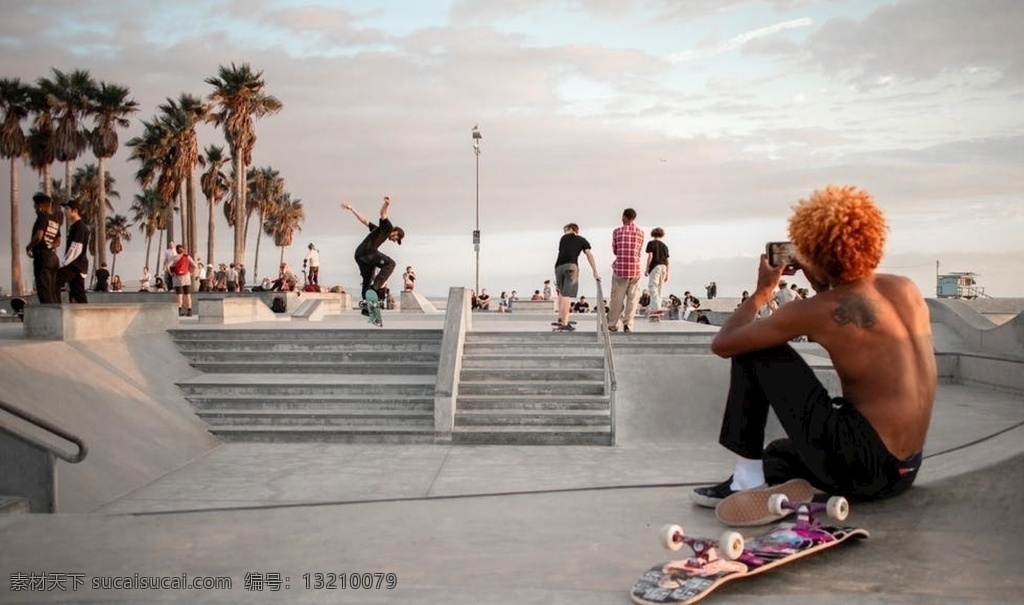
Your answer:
[1,0,1022,299]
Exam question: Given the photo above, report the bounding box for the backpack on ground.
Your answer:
[271,296,287,313]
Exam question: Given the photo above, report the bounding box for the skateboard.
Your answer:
[648,309,665,322]
[630,495,868,605]
[10,297,26,322]
[552,319,577,332]
[364,289,383,327]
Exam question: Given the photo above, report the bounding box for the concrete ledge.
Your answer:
[290,299,325,322]
[509,299,556,314]
[197,297,282,324]
[400,291,440,313]
[927,299,1024,359]
[23,304,179,340]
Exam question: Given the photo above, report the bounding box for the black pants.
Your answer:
[57,265,88,304]
[33,251,60,304]
[356,252,395,299]
[718,344,919,501]
[307,266,319,285]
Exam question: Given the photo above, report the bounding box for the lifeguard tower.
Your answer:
[936,272,985,299]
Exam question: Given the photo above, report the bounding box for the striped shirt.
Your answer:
[611,222,644,279]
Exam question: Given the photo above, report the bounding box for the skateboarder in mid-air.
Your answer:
[341,195,405,313]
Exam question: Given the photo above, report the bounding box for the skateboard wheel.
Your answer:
[660,524,684,551]
[767,493,789,515]
[718,530,744,560]
[826,496,849,521]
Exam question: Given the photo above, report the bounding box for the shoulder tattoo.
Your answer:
[831,294,877,329]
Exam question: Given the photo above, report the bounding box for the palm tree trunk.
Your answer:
[253,210,264,289]
[97,157,108,268]
[233,154,244,265]
[178,187,187,252]
[64,161,72,197]
[207,197,215,268]
[279,247,284,265]
[42,165,52,197]
[9,158,24,296]
[111,251,117,277]
[187,174,198,260]
[146,234,153,273]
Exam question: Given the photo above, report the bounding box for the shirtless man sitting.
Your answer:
[692,185,936,525]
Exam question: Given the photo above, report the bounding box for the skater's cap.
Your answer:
[393,226,405,245]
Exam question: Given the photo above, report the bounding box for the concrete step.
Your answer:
[451,426,613,446]
[456,409,611,427]
[169,328,443,343]
[212,425,436,444]
[178,376,434,398]
[0,495,30,515]
[466,332,599,345]
[457,381,606,396]
[198,409,433,427]
[461,354,604,369]
[457,396,610,411]
[182,350,438,363]
[175,341,443,353]
[187,360,439,375]
[459,367,605,382]
[188,395,434,411]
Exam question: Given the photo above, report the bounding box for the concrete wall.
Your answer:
[0,332,219,512]
[23,303,179,340]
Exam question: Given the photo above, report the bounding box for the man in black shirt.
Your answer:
[57,198,90,304]
[26,193,62,304]
[341,195,405,302]
[645,227,670,314]
[94,262,111,292]
[554,223,601,329]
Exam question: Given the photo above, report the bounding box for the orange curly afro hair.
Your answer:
[788,185,887,283]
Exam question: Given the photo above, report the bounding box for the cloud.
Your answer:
[668,17,813,63]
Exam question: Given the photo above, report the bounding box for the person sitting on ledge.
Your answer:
[691,185,936,525]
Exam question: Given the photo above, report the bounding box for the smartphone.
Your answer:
[766,241,799,275]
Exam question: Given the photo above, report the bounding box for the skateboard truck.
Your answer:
[767,494,849,528]
[659,524,745,562]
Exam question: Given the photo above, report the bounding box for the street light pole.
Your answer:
[472,124,482,294]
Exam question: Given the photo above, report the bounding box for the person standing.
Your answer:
[197,262,209,292]
[94,262,110,292]
[139,266,152,292]
[341,195,405,303]
[553,223,600,330]
[26,193,62,304]
[607,208,644,332]
[644,227,670,315]
[304,243,320,286]
[773,280,797,307]
[162,240,177,292]
[237,263,247,291]
[170,244,198,316]
[57,199,89,304]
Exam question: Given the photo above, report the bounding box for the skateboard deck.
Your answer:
[364,289,383,327]
[631,498,868,605]
[648,310,664,322]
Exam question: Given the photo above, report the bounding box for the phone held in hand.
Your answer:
[766,241,799,275]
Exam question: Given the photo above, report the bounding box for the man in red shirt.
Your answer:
[608,208,644,332]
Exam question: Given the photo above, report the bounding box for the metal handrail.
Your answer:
[0,399,88,463]
[594,279,617,444]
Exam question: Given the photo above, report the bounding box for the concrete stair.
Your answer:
[171,329,442,443]
[454,332,612,445]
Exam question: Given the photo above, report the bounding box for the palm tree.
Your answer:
[127,118,178,246]
[27,86,57,197]
[246,165,284,284]
[129,187,162,271]
[199,144,230,266]
[105,214,131,276]
[205,63,282,265]
[88,81,138,268]
[157,94,208,258]
[0,77,33,296]
[39,69,96,197]
[71,163,118,257]
[263,193,304,265]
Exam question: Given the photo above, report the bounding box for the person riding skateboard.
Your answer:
[691,185,936,525]
[341,195,405,312]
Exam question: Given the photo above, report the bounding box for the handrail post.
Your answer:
[434,287,470,444]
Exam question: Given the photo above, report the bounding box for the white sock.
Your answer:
[730,457,765,491]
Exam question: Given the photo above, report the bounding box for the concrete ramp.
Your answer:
[401,290,440,313]
[928,299,1024,358]
[0,327,218,512]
